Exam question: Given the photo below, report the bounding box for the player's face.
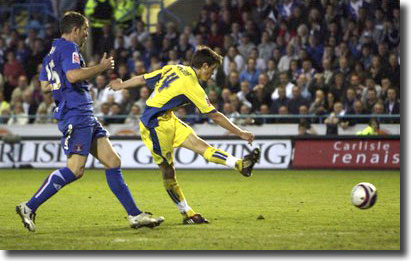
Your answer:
[76,22,89,48]
[199,63,217,81]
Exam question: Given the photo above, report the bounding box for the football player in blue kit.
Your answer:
[16,11,164,232]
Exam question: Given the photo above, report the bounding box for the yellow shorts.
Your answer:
[139,111,195,165]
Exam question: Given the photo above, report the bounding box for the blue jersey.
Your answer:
[39,38,93,122]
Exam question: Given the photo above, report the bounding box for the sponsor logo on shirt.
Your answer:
[72,52,80,64]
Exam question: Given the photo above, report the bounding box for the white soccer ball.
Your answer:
[351,182,377,209]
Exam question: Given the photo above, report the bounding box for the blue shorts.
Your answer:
[58,116,108,156]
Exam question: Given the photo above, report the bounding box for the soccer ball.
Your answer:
[351,182,377,209]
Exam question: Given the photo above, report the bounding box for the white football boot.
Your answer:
[128,212,164,229]
[16,202,36,232]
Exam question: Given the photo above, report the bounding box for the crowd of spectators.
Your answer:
[0,0,401,132]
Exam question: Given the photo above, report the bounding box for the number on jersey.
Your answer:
[45,60,61,90]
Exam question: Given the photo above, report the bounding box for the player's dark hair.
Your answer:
[190,46,223,69]
[60,11,87,34]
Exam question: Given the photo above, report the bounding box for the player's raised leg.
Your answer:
[90,136,164,228]
[181,133,260,177]
[16,154,86,232]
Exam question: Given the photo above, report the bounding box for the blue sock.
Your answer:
[105,168,141,216]
[27,167,77,212]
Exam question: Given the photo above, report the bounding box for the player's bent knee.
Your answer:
[159,163,175,179]
[70,165,85,179]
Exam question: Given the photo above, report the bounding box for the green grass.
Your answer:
[0,169,400,250]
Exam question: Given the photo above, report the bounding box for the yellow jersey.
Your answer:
[140,65,216,128]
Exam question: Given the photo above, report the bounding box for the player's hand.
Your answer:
[239,130,255,145]
[108,79,123,91]
[100,52,115,71]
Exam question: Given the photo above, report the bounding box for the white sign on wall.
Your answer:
[0,139,292,169]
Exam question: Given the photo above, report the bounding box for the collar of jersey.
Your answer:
[58,37,79,49]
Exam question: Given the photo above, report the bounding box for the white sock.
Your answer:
[177,199,192,214]
[225,155,240,169]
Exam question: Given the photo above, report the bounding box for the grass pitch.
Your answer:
[0,169,400,250]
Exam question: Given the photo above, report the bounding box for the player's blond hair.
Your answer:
[190,45,223,69]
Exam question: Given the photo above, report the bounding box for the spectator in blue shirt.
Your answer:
[240,57,260,89]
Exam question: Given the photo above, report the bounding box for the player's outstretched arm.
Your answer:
[108,75,146,91]
[66,52,114,83]
[207,111,255,144]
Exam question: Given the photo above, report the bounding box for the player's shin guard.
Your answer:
[105,168,142,216]
[163,178,196,217]
[26,167,77,212]
[203,147,241,170]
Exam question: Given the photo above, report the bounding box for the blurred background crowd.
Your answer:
[0,0,400,135]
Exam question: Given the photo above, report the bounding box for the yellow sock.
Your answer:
[163,178,196,217]
[235,159,243,172]
[203,147,240,169]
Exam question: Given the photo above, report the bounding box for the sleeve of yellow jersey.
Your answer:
[143,68,163,90]
[185,77,216,114]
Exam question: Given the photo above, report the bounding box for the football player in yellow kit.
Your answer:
[109,46,260,224]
